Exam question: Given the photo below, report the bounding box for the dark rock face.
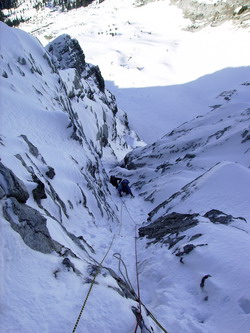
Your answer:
[47,34,86,74]
[83,63,105,93]
[20,134,39,157]
[175,243,207,257]
[47,34,106,100]
[139,212,199,242]
[0,162,29,203]
[46,166,55,179]
[139,210,245,249]
[97,123,109,147]
[204,209,235,225]
[32,175,47,204]
[0,162,63,254]
[3,197,58,253]
[62,257,76,271]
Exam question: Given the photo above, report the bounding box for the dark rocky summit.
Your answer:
[46,34,105,93]
[47,34,86,73]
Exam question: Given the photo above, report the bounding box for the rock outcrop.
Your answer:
[0,22,143,261]
[0,162,29,203]
[171,0,250,30]
[139,209,246,248]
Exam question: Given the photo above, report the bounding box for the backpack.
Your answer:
[121,179,129,185]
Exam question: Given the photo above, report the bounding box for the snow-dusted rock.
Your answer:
[2,197,60,254]
[46,34,86,73]
[0,161,29,203]
[139,209,246,249]
[171,0,250,29]
[0,21,141,229]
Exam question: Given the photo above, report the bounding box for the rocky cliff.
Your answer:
[0,22,150,331]
[171,0,250,30]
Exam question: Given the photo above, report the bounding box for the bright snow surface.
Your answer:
[1,1,250,333]
[20,0,250,143]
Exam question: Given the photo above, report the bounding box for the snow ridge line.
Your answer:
[122,201,169,333]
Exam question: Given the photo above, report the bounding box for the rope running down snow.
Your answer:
[72,201,124,333]
[121,200,142,332]
[113,252,134,291]
[72,200,168,333]
[122,201,169,333]
[71,233,117,333]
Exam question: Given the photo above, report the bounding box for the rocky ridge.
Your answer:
[170,0,250,30]
[0,22,149,330]
[119,81,250,206]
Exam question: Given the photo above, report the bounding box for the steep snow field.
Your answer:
[0,20,146,333]
[1,1,250,333]
[20,0,250,143]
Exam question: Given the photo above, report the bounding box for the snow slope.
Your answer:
[0,21,152,333]
[1,1,250,333]
[112,72,250,333]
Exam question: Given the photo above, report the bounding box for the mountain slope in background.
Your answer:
[17,0,250,143]
[171,0,250,30]
[120,80,250,209]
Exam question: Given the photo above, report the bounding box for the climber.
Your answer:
[117,179,134,198]
[109,175,122,188]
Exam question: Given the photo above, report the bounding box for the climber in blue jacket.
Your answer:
[117,179,134,198]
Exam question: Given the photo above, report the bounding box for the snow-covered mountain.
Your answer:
[2,0,250,29]
[0,21,150,333]
[1,0,250,332]
[111,73,250,333]
[120,81,250,208]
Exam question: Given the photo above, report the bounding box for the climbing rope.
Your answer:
[134,224,142,333]
[72,199,168,333]
[72,201,126,333]
[72,233,116,333]
[120,200,143,332]
[122,200,169,333]
[113,252,134,291]
[118,200,124,235]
